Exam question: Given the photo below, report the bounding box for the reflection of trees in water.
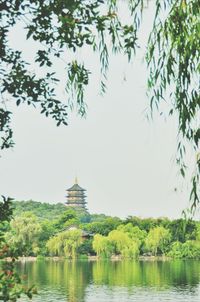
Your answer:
[17,260,200,301]
[17,260,93,302]
[92,260,200,289]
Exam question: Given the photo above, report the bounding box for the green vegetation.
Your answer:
[1,199,200,301]
[0,0,199,209]
[0,197,36,301]
[12,201,67,221]
[3,200,200,260]
[144,226,171,256]
[5,212,42,256]
[1,1,199,301]
[46,229,82,258]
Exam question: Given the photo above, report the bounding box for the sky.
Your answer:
[0,2,194,219]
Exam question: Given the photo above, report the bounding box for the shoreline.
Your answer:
[6,255,172,262]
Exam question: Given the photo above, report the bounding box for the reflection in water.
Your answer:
[92,260,200,288]
[17,260,200,302]
[18,260,92,302]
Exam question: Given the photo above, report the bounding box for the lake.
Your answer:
[17,259,200,302]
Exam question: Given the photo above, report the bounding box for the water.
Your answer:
[17,259,200,302]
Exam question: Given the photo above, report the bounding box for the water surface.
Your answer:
[17,259,200,302]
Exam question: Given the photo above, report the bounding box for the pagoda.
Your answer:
[65,178,87,210]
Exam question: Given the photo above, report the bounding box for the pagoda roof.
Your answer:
[67,183,86,191]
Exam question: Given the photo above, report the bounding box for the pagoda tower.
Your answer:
[65,178,87,210]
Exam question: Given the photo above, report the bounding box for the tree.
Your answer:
[0,197,36,301]
[53,208,80,232]
[146,0,200,212]
[0,196,13,221]
[145,226,171,256]
[77,238,95,256]
[108,229,140,258]
[38,220,55,255]
[92,224,143,259]
[117,223,147,245]
[12,200,67,221]
[5,212,42,256]
[168,240,200,259]
[167,218,196,243]
[84,217,121,236]
[0,0,199,209]
[92,234,113,258]
[46,229,82,258]
[0,0,140,150]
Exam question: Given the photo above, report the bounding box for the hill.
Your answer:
[12,200,67,221]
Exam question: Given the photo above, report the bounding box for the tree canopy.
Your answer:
[0,0,199,208]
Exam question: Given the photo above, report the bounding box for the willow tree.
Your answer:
[5,212,42,256]
[145,226,171,255]
[46,229,82,258]
[0,0,199,209]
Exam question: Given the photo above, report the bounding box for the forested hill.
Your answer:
[6,200,200,259]
[12,200,67,220]
[11,200,110,222]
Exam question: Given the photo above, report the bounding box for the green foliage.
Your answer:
[53,208,80,232]
[5,212,42,256]
[0,197,36,301]
[46,229,82,258]
[146,0,200,211]
[117,223,147,245]
[92,234,113,258]
[12,200,67,221]
[77,239,95,256]
[108,229,139,258]
[145,226,171,256]
[167,219,197,242]
[0,0,142,150]
[0,0,199,208]
[12,201,90,225]
[194,223,200,241]
[0,197,13,223]
[84,217,122,236]
[169,240,200,259]
[125,216,170,232]
[37,220,55,255]
[4,200,200,260]
[0,259,36,301]
[92,223,145,259]
[89,213,110,222]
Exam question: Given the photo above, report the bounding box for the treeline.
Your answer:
[4,200,200,259]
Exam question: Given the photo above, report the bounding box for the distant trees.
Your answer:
[12,200,67,221]
[2,200,200,259]
[84,217,122,236]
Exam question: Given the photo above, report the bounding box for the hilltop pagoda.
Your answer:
[65,178,87,210]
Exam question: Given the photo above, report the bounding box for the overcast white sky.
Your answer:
[0,2,194,219]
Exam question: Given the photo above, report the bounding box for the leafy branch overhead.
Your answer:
[146,0,200,212]
[0,0,141,149]
[0,0,199,208]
